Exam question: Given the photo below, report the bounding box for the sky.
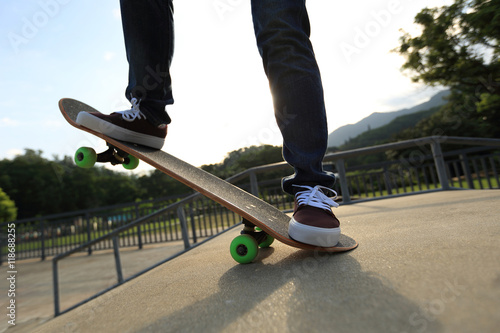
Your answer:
[0,0,453,172]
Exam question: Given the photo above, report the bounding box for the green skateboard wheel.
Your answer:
[74,147,97,168]
[123,154,139,170]
[230,234,259,264]
[255,227,274,247]
[259,234,274,248]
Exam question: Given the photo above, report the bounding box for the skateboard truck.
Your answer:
[240,219,270,244]
[230,219,275,264]
[74,143,140,170]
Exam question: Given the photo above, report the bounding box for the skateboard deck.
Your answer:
[59,98,357,263]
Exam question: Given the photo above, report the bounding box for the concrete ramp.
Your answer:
[35,190,500,333]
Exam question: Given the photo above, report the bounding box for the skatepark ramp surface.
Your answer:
[30,190,500,332]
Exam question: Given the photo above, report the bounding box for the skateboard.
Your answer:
[59,98,358,264]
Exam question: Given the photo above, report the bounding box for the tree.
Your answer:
[201,145,284,179]
[0,188,17,222]
[0,149,64,218]
[0,145,287,219]
[137,169,191,199]
[0,150,146,218]
[394,0,500,139]
[396,0,500,95]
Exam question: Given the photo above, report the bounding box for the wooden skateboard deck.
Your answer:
[59,98,357,263]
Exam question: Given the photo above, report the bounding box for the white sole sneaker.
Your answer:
[289,217,341,247]
[76,112,165,149]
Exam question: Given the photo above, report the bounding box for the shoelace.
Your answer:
[293,185,339,210]
[117,98,146,122]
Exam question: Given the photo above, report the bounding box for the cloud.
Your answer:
[7,149,23,158]
[112,8,121,19]
[42,120,63,128]
[104,51,115,61]
[0,118,19,127]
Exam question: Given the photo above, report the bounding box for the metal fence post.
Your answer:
[40,219,46,261]
[177,206,190,250]
[459,153,475,189]
[112,236,124,284]
[0,228,3,266]
[431,140,450,190]
[249,171,259,197]
[188,203,197,244]
[336,158,351,204]
[383,166,393,195]
[135,202,143,250]
[53,259,60,316]
[85,212,92,256]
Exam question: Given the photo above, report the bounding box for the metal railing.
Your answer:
[0,195,189,265]
[0,136,499,316]
[50,193,242,316]
[1,136,499,264]
[234,135,500,205]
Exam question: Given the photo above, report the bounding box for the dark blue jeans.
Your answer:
[120,0,335,194]
[120,0,174,125]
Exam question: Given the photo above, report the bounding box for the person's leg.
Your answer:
[77,0,173,149]
[121,0,174,126]
[251,0,335,194]
[251,0,340,247]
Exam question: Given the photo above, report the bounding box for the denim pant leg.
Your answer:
[251,0,335,195]
[120,0,174,126]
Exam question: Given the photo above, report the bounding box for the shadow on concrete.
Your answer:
[140,249,440,333]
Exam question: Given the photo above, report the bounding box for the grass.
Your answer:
[350,176,499,200]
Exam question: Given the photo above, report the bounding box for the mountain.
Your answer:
[327,90,450,147]
[339,106,442,151]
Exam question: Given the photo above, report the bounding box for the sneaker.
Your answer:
[76,98,167,149]
[288,185,341,247]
